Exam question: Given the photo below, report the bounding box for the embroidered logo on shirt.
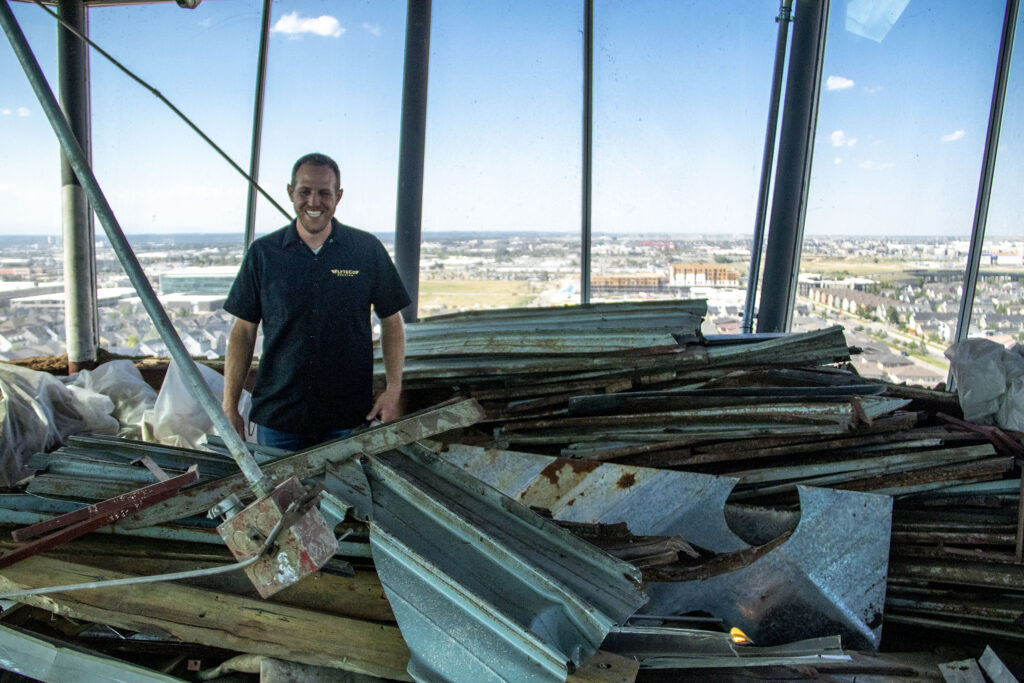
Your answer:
[331,269,360,277]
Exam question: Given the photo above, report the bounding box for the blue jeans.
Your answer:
[256,424,358,451]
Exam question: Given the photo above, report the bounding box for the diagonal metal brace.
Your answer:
[121,398,486,529]
[1,466,199,570]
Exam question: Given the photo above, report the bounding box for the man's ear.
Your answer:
[286,184,293,197]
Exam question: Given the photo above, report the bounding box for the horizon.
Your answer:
[1,230,1023,246]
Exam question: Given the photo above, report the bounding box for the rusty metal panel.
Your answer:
[440,444,747,553]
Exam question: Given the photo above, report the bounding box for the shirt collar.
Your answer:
[281,219,341,249]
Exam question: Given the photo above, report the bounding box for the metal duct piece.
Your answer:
[641,485,893,651]
[325,444,648,683]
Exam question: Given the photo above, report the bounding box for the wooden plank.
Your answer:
[122,398,485,529]
[6,535,396,623]
[0,555,412,680]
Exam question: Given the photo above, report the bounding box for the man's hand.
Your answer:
[370,311,406,424]
[223,317,258,441]
[366,385,402,423]
[224,406,247,440]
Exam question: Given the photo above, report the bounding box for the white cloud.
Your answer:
[362,22,382,37]
[826,75,855,91]
[941,129,966,143]
[272,12,344,38]
[863,85,883,94]
[829,130,858,148]
[1,108,11,116]
[16,107,30,117]
[834,157,842,165]
[859,160,895,170]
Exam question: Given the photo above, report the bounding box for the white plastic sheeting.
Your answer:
[946,338,1024,431]
[65,359,156,440]
[0,364,112,486]
[146,359,253,449]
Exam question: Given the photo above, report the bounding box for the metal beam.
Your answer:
[121,397,486,529]
[0,0,268,498]
[952,0,1019,352]
[742,0,793,333]
[581,0,593,304]
[394,0,431,323]
[242,0,272,250]
[756,0,830,332]
[57,0,97,372]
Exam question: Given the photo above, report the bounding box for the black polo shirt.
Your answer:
[224,220,410,433]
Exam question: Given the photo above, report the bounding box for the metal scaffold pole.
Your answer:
[0,0,268,498]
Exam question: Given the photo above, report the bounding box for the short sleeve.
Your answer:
[224,246,262,323]
[370,240,411,319]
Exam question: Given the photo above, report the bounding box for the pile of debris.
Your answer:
[0,299,1020,681]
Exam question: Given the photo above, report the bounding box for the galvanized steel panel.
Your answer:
[441,444,747,553]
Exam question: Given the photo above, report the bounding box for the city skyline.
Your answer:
[1,1,1022,239]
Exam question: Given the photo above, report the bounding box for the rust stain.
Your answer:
[567,459,600,474]
[567,498,576,506]
[616,473,637,489]
[539,461,563,486]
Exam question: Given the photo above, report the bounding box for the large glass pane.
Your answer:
[85,2,406,357]
[86,1,262,356]
[801,0,1005,386]
[973,7,1024,351]
[592,0,779,334]
[0,3,65,360]
[258,1,407,238]
[421,0,582,317]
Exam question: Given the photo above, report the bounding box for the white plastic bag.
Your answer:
[945,338,1024,431]
[65,360,157,439]
[148,359,253,449]
[0,363,91,486]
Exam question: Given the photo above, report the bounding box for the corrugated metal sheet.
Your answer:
[325,444,648,682]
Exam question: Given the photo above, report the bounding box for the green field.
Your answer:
[417,279,540,316]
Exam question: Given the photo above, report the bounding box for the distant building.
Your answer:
[797,274,875,297]
[670,264,739,287]
[808,287,908,320]
[159,266,239,295]
[887,363,946,386]
[10,287,136,310]
[591,273,668,296]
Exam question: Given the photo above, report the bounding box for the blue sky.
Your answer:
[1,0,1021,238]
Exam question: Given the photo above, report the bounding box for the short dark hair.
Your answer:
[291,153,341,188]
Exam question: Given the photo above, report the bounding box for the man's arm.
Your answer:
[222,317,259,438]
[367,311,405,423]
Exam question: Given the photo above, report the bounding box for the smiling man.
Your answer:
[221,153,410,451]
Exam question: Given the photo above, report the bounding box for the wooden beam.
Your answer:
[0,555,412,681]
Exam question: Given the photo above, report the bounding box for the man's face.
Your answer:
[288,163,343,236]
